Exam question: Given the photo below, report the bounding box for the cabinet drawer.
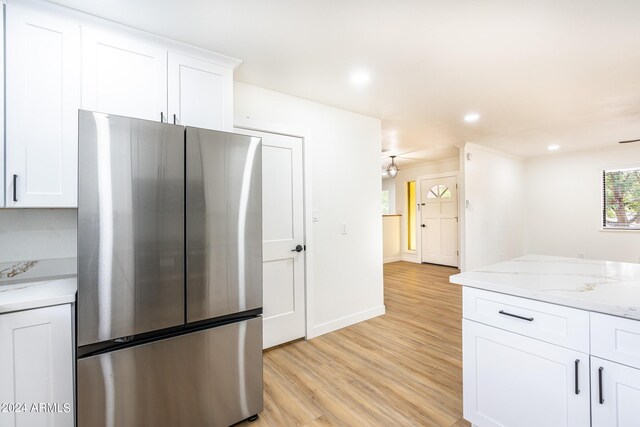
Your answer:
[463,287,589,352]
[591,312,640,368]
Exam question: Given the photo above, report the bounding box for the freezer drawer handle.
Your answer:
[291,245,304,252]
[498,310,534,322]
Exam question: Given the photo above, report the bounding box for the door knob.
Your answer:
[291,245,304,252]
[421,224,426,228]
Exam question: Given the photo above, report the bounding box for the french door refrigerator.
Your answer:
[76,110,263,427]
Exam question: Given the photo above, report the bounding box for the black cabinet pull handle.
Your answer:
[12,174,17,202]
[598,366,604,404]
[160,112,164,123]
[498,310,534,322]
[574,359,580,395]
[173,114,177,125]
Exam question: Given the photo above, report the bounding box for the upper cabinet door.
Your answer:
[5,0,81,207]
[168,52,233,131]
[82,27,167,122]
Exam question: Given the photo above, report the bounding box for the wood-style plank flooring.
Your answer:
[238,261,469,426]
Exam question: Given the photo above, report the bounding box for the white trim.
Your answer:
[234,116,315,342]
[383,256,402,264]
[309,305,386,339]
[415,172,460,267]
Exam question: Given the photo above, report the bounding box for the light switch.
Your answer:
[341,222,347,234]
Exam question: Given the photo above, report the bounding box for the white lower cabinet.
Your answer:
[463,319,590,427]
[591,357,640,427]
[0,304,74,427]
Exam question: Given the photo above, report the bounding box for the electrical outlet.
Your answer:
[578,252,585,259]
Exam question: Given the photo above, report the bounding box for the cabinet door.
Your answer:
[463,319,590,427]
[168,51,233,130]
[591,357,640,427]
[0,304,74,427]
[5,0,80,207]
[82,26,167,122]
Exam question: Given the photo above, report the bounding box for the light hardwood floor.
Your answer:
[239,261,470,426]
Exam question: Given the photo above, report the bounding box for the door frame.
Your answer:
[234,116,313,341]
[415,172,460,267]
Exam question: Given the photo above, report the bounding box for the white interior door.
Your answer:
[235,128,306,349]
[419,176,458,266]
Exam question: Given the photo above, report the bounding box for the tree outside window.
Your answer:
[603,168,640,229]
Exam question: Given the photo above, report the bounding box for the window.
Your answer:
[427,185,451,199]
[407,181,416,250]
[603,167,640,230]
[382,190,390,215]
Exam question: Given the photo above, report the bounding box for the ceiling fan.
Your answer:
[619,138,640,144]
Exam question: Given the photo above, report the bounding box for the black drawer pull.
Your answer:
[12,174,18,202]
[498,310,534,322]
[598,366,604,404]
[574,359,580,395]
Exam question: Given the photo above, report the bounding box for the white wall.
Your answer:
[524,144,640,263]
[0,209,76,262]
[234,82,384,338]
[462,143,525,271]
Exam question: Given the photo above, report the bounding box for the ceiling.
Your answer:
[50,0,640,167]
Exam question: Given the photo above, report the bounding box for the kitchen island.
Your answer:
[451,255,640,427]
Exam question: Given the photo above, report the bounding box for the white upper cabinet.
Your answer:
[5,0,81,207]
[82,27,167,122]
[168,52,235,130]
[3,0,239,208]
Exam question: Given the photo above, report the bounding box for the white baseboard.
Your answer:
[383,256,402,263]
[308,305,386,339]
[402,253,421,263]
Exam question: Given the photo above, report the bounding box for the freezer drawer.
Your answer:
[78,111,185,346]
[77,317,263,427]
[186,128,262,322]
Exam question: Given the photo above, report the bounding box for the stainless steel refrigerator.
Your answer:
[76,110,263,427]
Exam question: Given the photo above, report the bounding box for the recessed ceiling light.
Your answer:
[351,71,370,85]
[464,112,480,123]
[548,144,560,151]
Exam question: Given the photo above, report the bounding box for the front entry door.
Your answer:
[420,176,458,267]
[235,127,306,349]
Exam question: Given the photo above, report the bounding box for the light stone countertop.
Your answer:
[0,258,77,313]
[450,254,640,320]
